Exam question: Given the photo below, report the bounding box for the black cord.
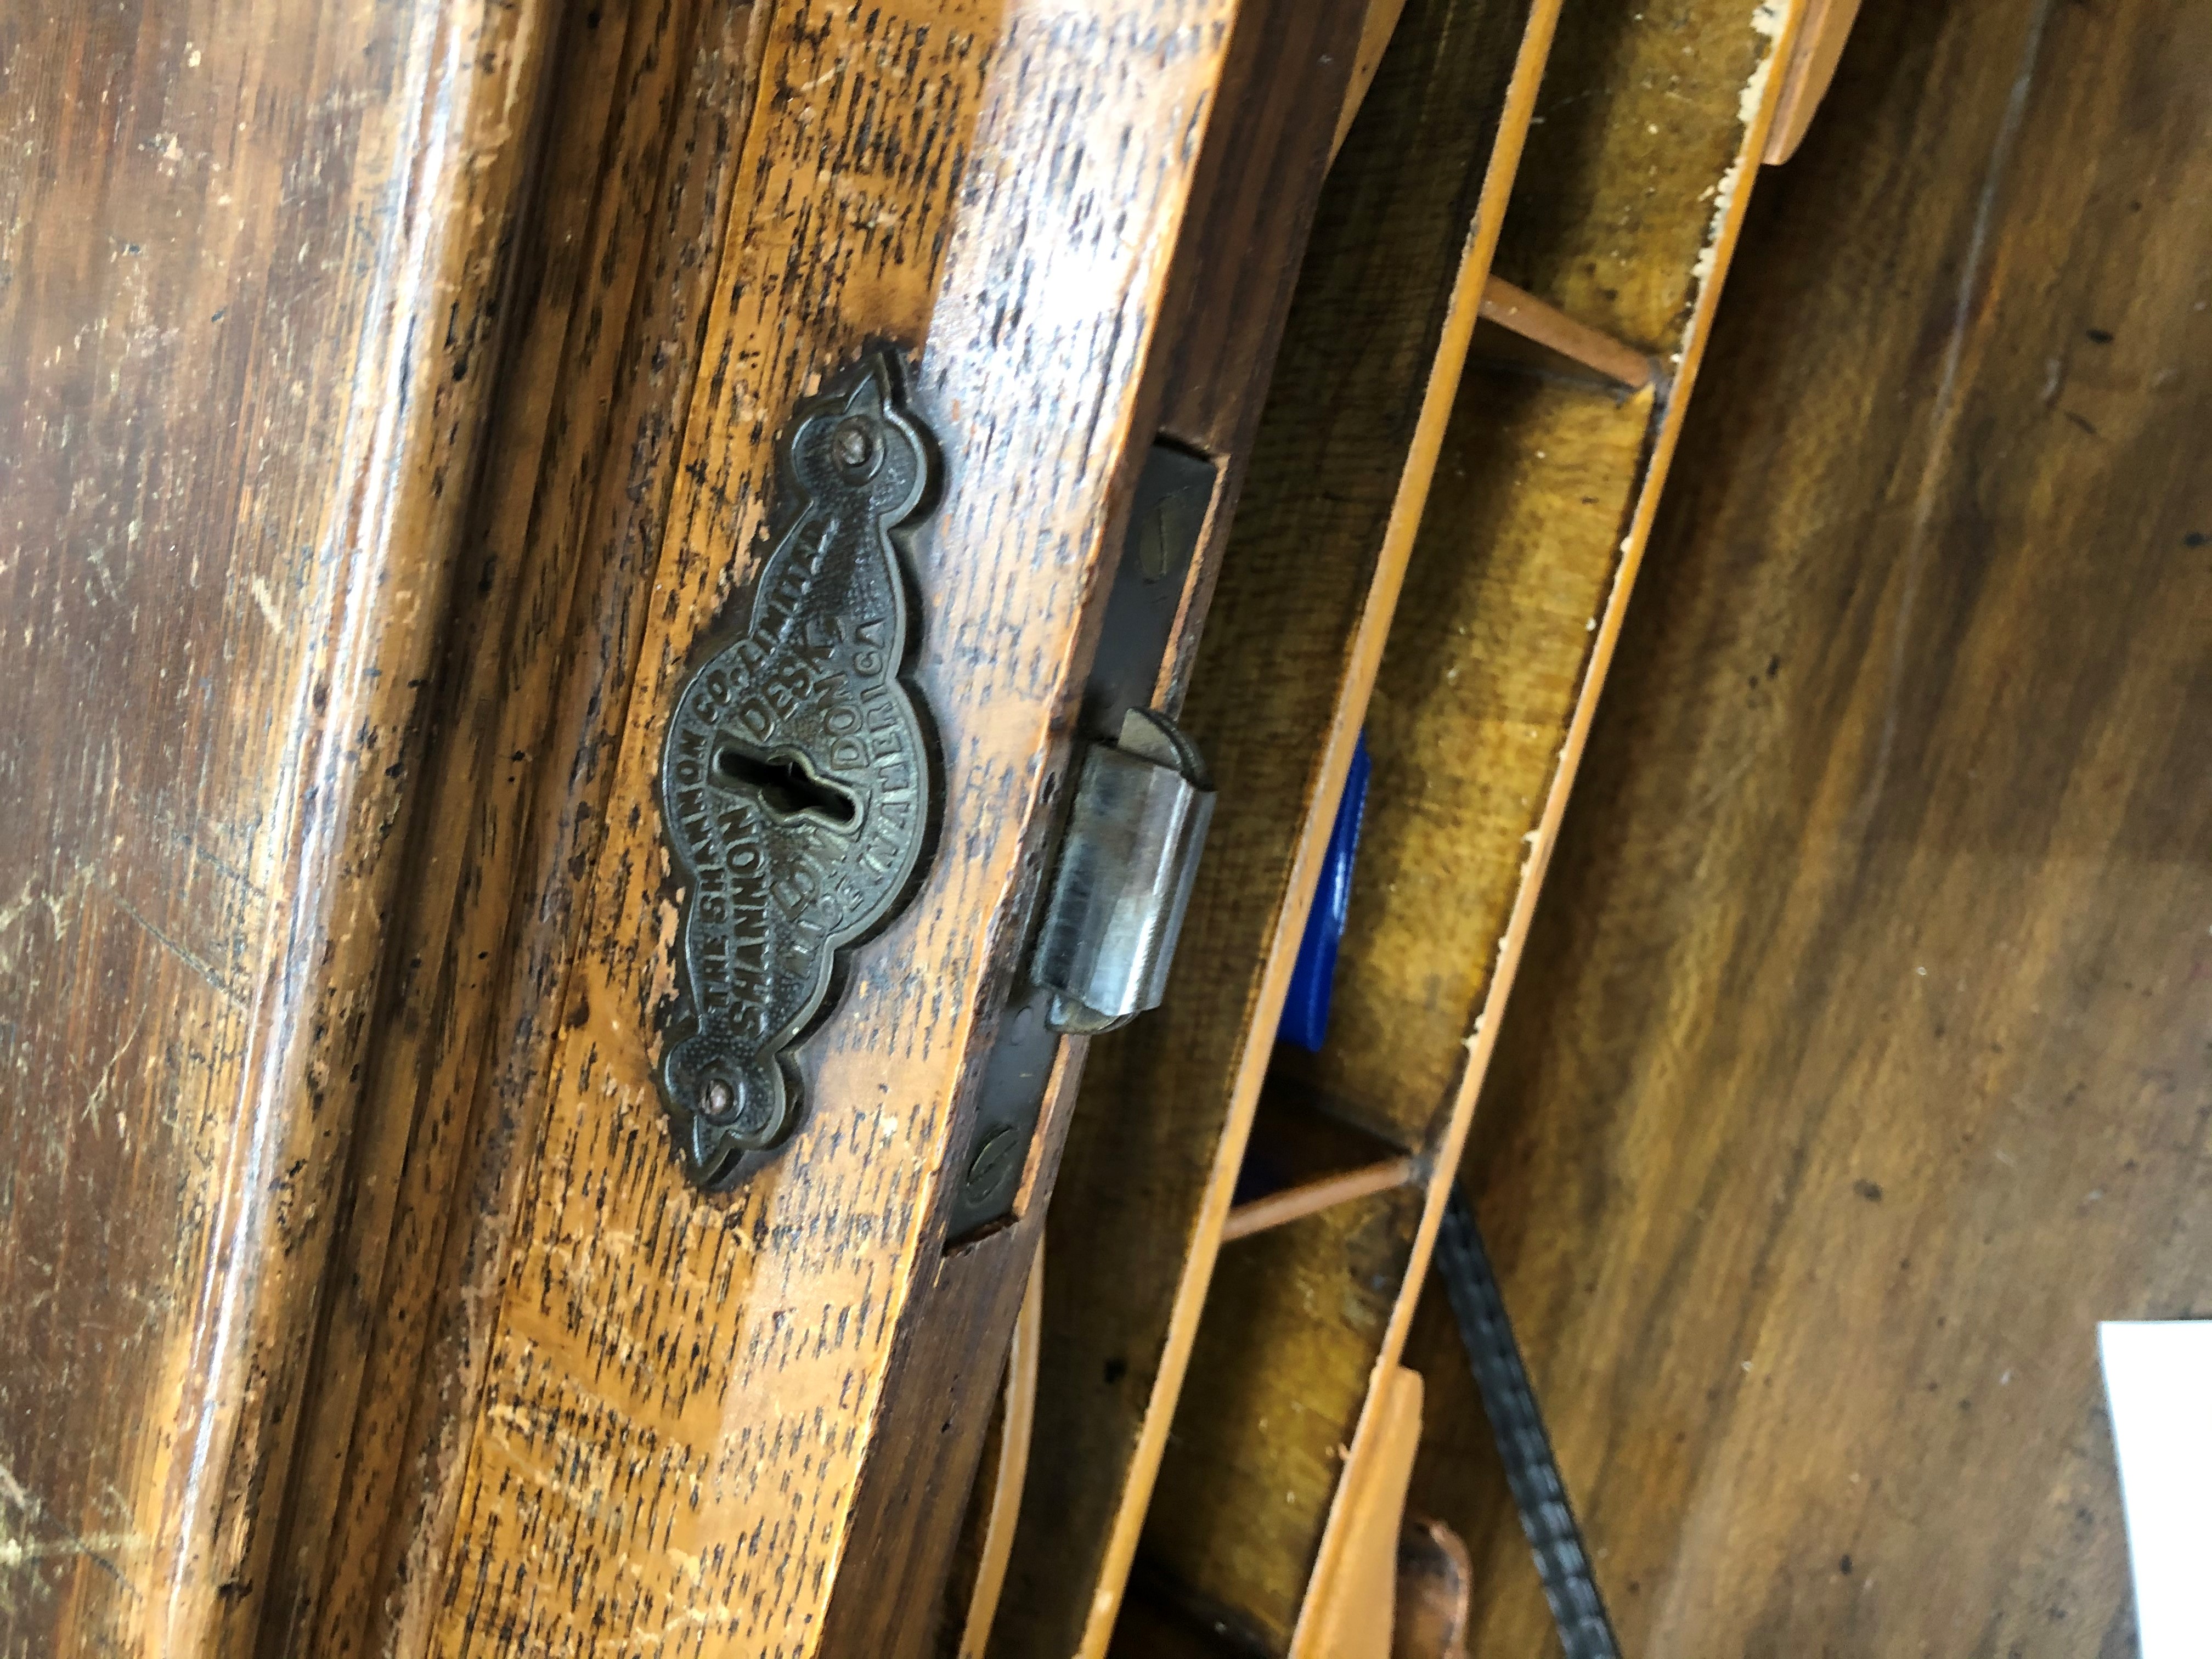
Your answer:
[1435,1185,1623,1659]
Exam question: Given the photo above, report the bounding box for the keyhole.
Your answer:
[715,746,857,825]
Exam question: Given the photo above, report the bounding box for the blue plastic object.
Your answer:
[1278,732,1371,1052]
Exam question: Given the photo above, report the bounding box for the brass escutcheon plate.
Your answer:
[657,348,938,1186]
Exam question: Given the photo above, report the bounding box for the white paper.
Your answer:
[2100,1321,2212,1658]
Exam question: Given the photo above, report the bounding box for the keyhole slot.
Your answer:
[714,745,858,826]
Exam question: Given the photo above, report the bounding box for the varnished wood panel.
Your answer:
[0,4,559,1654]
[1426,0,2212,1652]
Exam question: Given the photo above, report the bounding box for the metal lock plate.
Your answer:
[945,439,1220,1238]
[656,349,939,1186]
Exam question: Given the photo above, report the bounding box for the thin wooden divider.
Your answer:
[1221,1159,1421,1244]
[1480,275,1657,391]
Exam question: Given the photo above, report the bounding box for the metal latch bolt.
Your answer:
[1030,707,1214,1035]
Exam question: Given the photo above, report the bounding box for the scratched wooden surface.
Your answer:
[393,3,1252,1654]
[1427,0,2212,1652]
[273,4,768,1654]
[0,4,559,1655]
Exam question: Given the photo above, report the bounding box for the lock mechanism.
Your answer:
[945,439,1220,1238]
[1030,707,1214,1035]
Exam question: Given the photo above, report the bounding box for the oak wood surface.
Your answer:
[992,3,1558,1651]
[279,4,768,1654]
[1420,0,2212,1652]
[953,1242,1042,1658]
[0,4,561,1654]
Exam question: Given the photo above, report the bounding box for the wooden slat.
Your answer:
[957,1242,1045,1658]
[1330,0,1415,165]
[1281,4,1812,1650]
[1300,1367,1427,1659]
[1139,363,1649,1650]
[1221,1159,1420,1243]
[1434,0,2212,1650]
[1496,2,1798,353]
[0,3,563,1652]
[1764,0,1865,162]
[1479,276,1656,390]
[995,2,1563,1653]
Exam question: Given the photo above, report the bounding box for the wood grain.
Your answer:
[1492,0,1786,354]
[834,0,1378,1637]
[273,5,769,1654]
[0,3,560,1653]
[1426,0,2212,1652]
[994,2,1558,1652]
[1272,374,1654,1152]
[1330,0,1413,166]
[405,4,1247,1654]
[956,1242,1043,1658]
